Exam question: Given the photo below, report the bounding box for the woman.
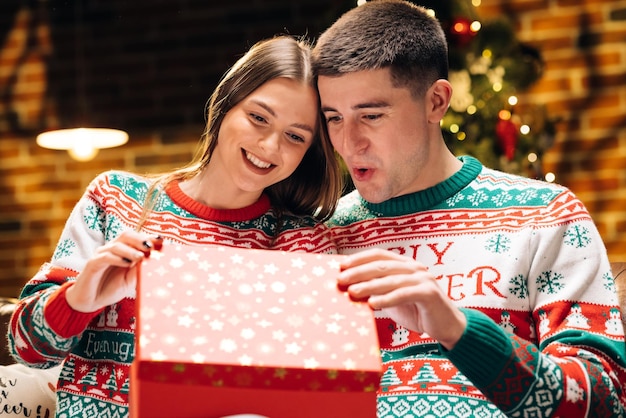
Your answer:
[8,35,343,417]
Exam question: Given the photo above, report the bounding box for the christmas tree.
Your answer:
[419,0,556,179]
[380,365,403,391]
[408,362,441,387]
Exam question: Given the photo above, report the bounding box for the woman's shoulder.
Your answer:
[93,170,150,186]
[273,213,336,253]
[279,212,321,229]
[86,170,155,193]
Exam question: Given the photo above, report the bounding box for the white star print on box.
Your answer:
[135,244,382,392]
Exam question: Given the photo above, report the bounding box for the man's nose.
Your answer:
[338,119,367,156]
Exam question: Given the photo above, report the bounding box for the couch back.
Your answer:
[0,297,18,365]
[1,263,625,366]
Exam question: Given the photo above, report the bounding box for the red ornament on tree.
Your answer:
[448,17,478,47]
[496,111,518,161]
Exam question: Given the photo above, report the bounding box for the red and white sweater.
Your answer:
[328,156,626,417]
[8,170,336,418]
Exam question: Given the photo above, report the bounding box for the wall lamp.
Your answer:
[36,0,128,162]
[36,128,129,161]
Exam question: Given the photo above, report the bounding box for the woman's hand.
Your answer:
[337,248,466,350]
[65,232,163,312]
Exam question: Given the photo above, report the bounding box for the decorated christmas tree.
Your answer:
[418,0,556,179]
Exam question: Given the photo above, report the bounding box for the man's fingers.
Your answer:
[346,272,425,301]
[340,248,406,268]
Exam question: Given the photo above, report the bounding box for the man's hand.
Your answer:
[337,248,467,350]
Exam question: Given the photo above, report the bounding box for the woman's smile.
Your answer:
[244,149,274,170]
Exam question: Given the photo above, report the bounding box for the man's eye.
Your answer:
[364,114,381,120]
[325,115,341,123]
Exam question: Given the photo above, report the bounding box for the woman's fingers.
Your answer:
[68,233,164,312]
[96,233,163,266]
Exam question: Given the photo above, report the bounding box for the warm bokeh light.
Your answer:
[498,110,512,120]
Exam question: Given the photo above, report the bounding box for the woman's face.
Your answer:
[209,77,318,204]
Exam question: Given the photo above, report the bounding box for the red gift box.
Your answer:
[131,244,381,418]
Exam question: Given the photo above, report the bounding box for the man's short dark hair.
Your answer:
[313,0,449,97]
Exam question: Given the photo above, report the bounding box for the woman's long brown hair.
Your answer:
[136,35,343,230]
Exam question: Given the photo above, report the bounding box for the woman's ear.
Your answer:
[427,79,453,124]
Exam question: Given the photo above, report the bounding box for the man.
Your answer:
[312,1,626,416]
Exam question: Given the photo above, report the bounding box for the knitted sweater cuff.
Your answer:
[44,282,103,338]
[442,308,513,386]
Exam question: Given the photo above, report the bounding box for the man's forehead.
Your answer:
[318,71,402,111]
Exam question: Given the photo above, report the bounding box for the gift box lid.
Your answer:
[135,244,382,391]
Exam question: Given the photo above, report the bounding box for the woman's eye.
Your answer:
[287,133,305,143]
[250,113,267,124]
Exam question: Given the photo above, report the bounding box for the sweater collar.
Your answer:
[358,156,482,216]
[165,180,272,222]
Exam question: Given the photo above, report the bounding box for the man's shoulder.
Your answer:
[473,165,570,203]
[327,190,376,227]
[478,165,563,188]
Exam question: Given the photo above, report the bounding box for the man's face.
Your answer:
[318,68,432,203]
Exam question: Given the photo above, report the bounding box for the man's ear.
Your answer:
[427,79,453,124]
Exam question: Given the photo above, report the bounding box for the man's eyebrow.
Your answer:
[252,99,314,133]
[321,102,391,113]
[354,101,390,109]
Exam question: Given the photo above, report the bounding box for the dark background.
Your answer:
[1,0,355,138]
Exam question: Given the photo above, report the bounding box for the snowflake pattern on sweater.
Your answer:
[328,156,626,418]
[8,171,336,418]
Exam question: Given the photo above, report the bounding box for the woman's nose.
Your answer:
[259,131,281,152]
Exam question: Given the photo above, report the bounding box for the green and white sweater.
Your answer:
[8,170,335,418]
[328,156,626,417]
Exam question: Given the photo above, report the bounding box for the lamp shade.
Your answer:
[36,127,129,161]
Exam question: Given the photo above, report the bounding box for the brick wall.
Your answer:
[479,0,626,259]
[1,0,625,296]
